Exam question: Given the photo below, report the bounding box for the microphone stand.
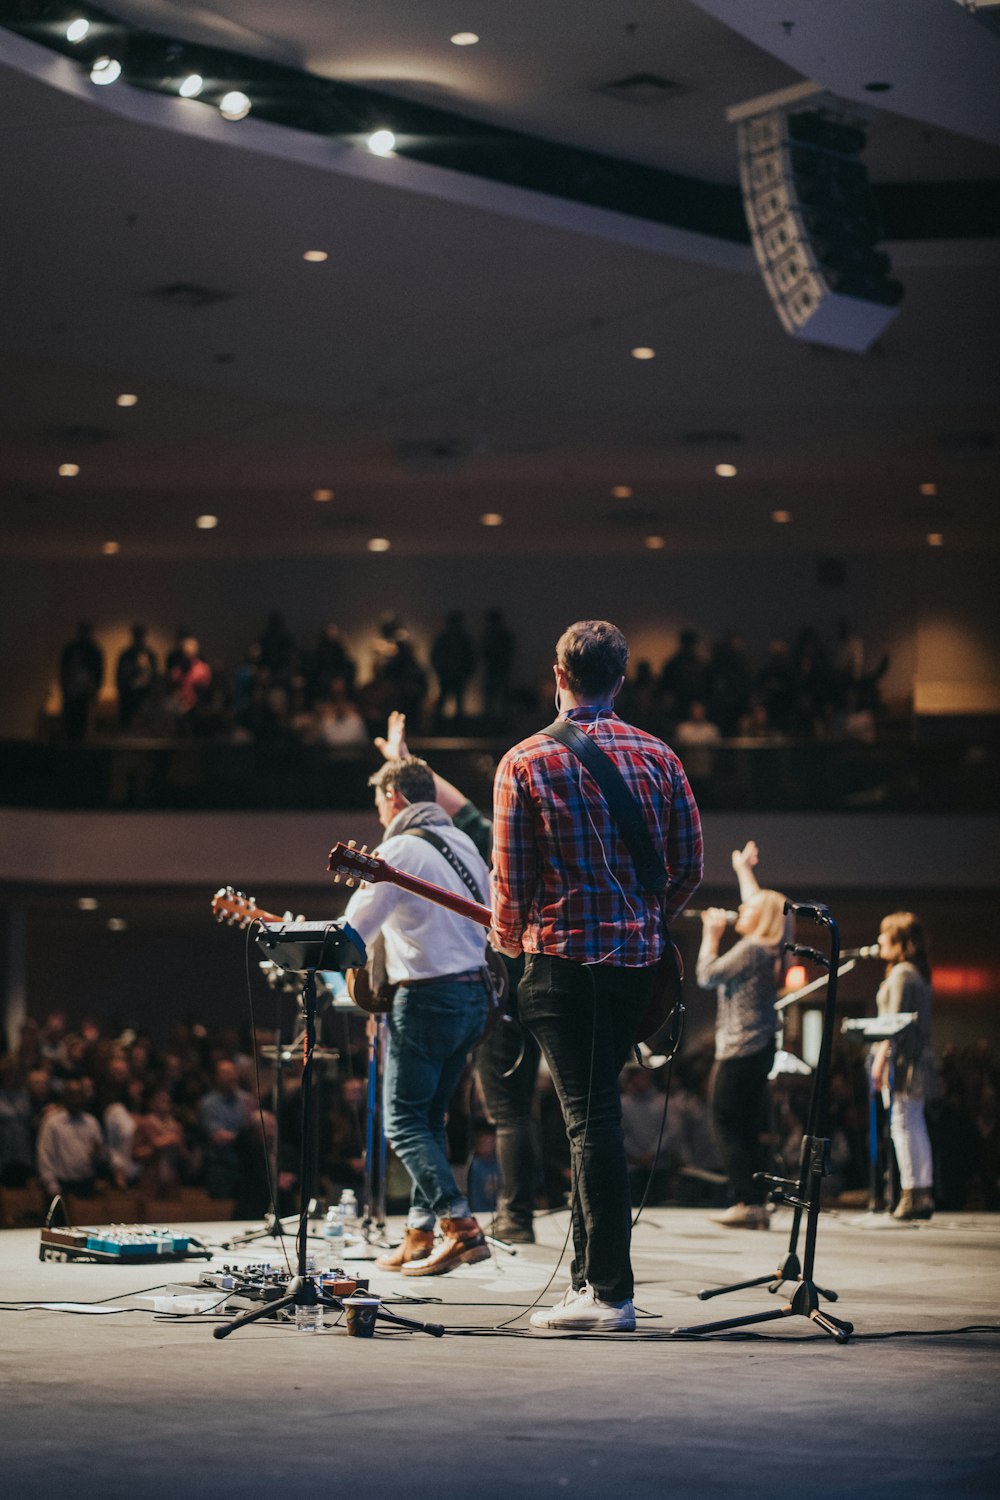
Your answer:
[213,921,443,1342]
[671,901,855,1343]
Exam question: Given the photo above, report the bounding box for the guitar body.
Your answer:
[636,939,684,1045]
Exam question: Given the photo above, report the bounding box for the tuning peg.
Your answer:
[348,839,357,849]
[345,878,355,889]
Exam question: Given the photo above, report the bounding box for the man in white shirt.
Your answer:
[344,756,492,1276]
[36,1078,106,1200]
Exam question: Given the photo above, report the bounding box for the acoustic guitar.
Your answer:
[326,841,682,1045]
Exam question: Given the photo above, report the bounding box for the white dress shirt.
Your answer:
[344,815,490,985]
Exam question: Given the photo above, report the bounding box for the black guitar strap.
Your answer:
[539,718,668,894]
[403,826,486,904]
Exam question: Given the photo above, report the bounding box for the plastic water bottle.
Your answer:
[323,1204,344,1253]
[339,1189,359,1235]
[294,1281,323,1334]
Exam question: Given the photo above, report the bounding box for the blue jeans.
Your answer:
[384,975,489,1228]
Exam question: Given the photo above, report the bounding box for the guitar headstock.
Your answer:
[211,886,279,928]
[327,840,383,889]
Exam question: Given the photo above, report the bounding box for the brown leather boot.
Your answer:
[401,1216,490,1276]
[375,1227,434,1271]
[892,1189,916,1220]
[913,1188,935,1220]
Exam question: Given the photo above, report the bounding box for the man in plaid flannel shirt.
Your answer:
[491,620,703,1331]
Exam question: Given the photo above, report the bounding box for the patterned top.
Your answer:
[491,707,703,967]
[876,961,934,1099]
[696,937,780,1061]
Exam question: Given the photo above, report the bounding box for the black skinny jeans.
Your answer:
[711,1042,775,1205]
[518,953,654,1302]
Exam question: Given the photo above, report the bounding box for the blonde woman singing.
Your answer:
[697,840,793,1229]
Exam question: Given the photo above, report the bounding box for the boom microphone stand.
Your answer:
[694,958,856,1308]
[671,901,855,1344]
[213,919,443,1341]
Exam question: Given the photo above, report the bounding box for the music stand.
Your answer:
[841,1013,917,1219]
[671,901,855,1343]
[213,919,443,1341]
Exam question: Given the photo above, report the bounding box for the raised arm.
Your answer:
[374,710,468,816]
[732,839,762,903]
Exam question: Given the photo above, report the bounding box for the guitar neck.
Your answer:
[379,863,492,929]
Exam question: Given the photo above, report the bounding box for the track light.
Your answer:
[179,74,204,99]
[66,19,90,43]
[366,129,396,156]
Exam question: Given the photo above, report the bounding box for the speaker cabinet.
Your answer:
[737,106,903,353]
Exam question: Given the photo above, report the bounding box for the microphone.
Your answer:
[681,909,738,924]
[843,944,881,960]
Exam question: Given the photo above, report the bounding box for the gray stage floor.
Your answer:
[1,1206,998,1499]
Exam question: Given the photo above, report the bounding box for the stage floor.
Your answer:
[1,1205,997,1499]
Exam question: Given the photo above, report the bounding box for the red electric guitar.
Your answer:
[325,841,682,1045]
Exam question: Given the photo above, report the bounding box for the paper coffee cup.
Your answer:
[344,1294,380,1338]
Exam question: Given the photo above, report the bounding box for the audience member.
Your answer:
[115,624,158,731]
[36,1077,106,1199]
[58,621,104,741]
[431,611,477,725]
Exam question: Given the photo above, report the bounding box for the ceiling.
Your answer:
[1,0,998,560]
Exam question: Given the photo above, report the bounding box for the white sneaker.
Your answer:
[529,1283,636,1332]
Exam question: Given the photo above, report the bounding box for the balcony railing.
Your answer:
[1,735,997,814]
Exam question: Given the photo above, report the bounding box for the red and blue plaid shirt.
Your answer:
[491,708,703,967]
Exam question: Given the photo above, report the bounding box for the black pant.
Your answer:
[518,953,653,1302]
[711,1043,775,1205]
[476,1015,541,1230]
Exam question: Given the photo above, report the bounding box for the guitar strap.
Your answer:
[539,718,667,893]
[403,827,486,904]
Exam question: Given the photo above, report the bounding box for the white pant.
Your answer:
[890,1094,933,1190]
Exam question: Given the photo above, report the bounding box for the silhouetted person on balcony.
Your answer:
[432,611,477,726]
[115,623,158,732]
[482,608,515,719]
[58,621,104,741]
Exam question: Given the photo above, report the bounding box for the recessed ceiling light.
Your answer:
[77,896,99,911]
[107,917,128,933]
[450,32,480,46]
[66,19,90,43]
[219,91,251,121]
[644,535,666,550]
[367,129,396,157]
[919,482,937,496]
[179,74,204,99]
[116,393,138,407]
[611,485,633,499]
[630,346,656,361]
[771,509,792,524]
[481,512,503,527]
[102,540,120,555]
[196,514,218,530]
[927,532,944,547]
[90,57,122,86]
[715,463,738,478]
[367,537,391,552]
[58,463,80,477]
[312,488,334,502]
[303,250,329,263]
